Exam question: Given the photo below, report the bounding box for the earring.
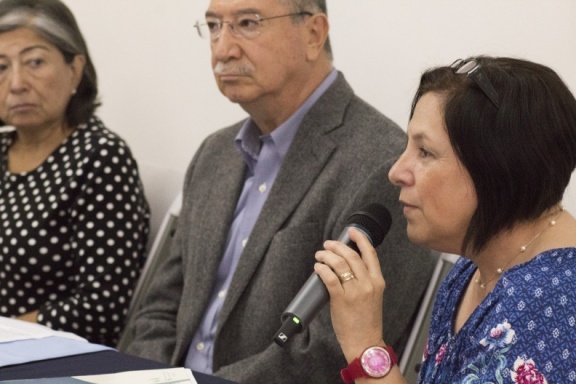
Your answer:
[71,89,77,95]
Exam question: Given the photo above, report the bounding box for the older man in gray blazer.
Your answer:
[126,0,434,383]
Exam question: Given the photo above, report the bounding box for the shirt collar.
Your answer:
[235,68,338,167]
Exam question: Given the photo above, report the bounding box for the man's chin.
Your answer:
[220,90,253,105]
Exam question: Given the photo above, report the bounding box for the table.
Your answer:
[0,350,236,384]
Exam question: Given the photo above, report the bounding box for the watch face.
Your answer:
[361,346,391,378]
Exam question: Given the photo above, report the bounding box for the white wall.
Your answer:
[63,1,576,236]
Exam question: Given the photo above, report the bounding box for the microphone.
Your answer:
[273,203,392,347]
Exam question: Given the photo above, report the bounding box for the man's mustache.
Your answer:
[213,61,254,75]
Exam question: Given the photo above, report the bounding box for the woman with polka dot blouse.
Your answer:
[0,0,150,347]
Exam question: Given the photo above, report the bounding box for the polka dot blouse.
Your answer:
[0,116,150,347]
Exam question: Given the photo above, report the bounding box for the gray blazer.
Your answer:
[127,73,434,383]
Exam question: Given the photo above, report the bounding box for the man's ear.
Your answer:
[305,13,329,61]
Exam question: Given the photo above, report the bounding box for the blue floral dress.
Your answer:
[419,247,576,383]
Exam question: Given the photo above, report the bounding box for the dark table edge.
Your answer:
[0,350,236,384]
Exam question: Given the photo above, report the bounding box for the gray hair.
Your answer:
[0,0,99,127]
[0,9,80,53]
[279,0,332,60]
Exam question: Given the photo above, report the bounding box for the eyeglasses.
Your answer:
[451,58,500,109]
[194,12,313,41]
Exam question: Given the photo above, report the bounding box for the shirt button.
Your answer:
[196,342,205,351]
[259,183,267,193]
[218,290,226,299]
[242,238,248,248]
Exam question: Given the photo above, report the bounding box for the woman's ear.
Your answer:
[69,54,86,91]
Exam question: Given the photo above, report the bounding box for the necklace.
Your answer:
[474,206,565,289]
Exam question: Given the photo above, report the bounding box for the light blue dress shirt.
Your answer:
[185,69,338,373]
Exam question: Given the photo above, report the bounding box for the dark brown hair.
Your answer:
[411,56,576,253]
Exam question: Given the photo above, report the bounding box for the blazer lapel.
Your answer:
[217,73,354,328]
[175,128,247,355]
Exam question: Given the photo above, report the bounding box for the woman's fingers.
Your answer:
[314,261,345,295]
[314,228,386,359]
[317,228,381,284]
[348,228,385,289]
[314,227,386,299]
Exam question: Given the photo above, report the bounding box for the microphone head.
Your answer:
[347,203,392,247]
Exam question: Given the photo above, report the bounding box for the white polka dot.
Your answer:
[0,121,149,346]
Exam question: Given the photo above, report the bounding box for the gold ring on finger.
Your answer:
[338,271,355,283]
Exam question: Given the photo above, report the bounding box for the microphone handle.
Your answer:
[273,225,370,347]
[273,273,325,346]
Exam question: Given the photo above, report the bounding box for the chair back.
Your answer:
[116,193,182,351]
[399,253,459,383]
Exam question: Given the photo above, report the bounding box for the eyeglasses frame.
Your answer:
[194,12,313,41]
[451,58,500,109]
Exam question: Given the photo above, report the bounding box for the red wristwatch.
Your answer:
[340,345,397,383]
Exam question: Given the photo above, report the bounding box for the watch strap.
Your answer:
[384,345,398,366]
[341,357,365,384]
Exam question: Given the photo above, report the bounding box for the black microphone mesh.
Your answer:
[347,203,392,247]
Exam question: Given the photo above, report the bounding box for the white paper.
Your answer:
[0,368,197,384]
[0,316,86,343]
[74,367,198,384]
[0,317,112,368]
